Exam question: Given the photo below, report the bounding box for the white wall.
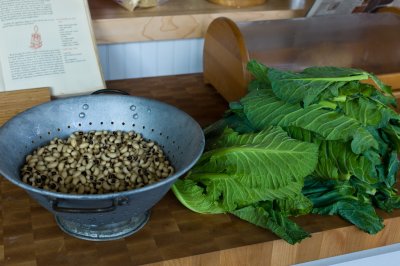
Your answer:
[97,38,204,81]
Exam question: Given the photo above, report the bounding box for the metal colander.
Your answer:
[0,93,204,241]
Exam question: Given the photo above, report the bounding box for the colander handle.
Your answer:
[91,89,129,95]
[51,198,129,213]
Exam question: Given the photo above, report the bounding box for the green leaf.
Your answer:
[302,177,337,195]
[368,73,393,95]
[371,90,397,108]
[191,172,304,212]
[275,194,313,217]
[203,107,256,150]
[351,127,379,155]
[241,89,301,127]
[314,140,378,183]
[171,179,225,214]
[338,96,400,128]
[173,127,319,213]
[373,186,400,212]
[350,178,376,196]
[338,81,374,97]
[247,59,270,85]
[241,91,378,155]
[248,80,271,91]
[246,60,272,91]
[268,68,332,105]
[225,103,256,134]
[195,127,318,181]
[285,127,378,182]
[312,200,384,234]
[285,126,316,144]
[386,151,399,187]
[242,92,361,139]
[338,97,382,127]
[383,124,400,151]
[278,105,364,142]
[367,128,389,155]
[304,178,357,207]
[304,177,384,234]
[231,202,310,244]
[268,67,369,105]
[301,66,368,78]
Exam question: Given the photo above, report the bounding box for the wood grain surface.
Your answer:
[88,0,314,43]
[1,74,400,266]
[203,17,250,102]
[0,88,51,126]
[207,0,266,8]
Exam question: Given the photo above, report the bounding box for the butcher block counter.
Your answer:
[1,74,400,266]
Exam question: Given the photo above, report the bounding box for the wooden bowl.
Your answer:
[207,0,266,8]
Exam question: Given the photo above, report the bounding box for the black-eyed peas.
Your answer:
[20,131,174,194]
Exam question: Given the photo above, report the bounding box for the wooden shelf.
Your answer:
[88,0,314,44]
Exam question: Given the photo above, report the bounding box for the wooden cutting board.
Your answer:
[1,75,400,266]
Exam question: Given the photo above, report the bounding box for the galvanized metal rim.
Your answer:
[0,94,205,200]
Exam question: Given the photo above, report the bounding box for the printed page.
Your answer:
[0,0,105,95]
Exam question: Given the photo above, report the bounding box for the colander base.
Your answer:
[55,211,150,241]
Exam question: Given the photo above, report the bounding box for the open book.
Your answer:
[0,0,105,96]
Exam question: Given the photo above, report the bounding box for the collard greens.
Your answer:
[172,60,400,244]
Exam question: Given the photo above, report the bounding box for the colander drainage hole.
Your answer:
[151,129,154,132]
[100,122,104,125]
[159,132,162,136]
[111,122,114,125]
[166,136,169,139]
[47,132,51,135]
[132,123,135,127]
[89,122,92,126]
[122,122,125,126]
[67,125,71,129]
[57,128,61,132]
[142,126,145,129]
[31,140,35,144]
[78,123,82,127]
[39,136,42,139]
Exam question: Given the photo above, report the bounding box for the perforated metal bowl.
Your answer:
[0,94,204,241]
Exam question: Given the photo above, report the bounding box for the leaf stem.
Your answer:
[285,74,369,82]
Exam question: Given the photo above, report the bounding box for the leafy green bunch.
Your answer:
[172,60,400,244]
